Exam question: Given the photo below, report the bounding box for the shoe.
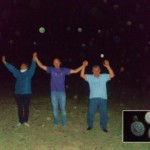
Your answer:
[87,127,92,130]
[24,122,30,127]
[102,129,108,132]
[17,123,22,126]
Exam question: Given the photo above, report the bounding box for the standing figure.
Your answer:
[80,60,115,132]
[34,52,85,127]
[2,54,36,127]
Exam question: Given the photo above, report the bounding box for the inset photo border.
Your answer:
[122,110,150,143]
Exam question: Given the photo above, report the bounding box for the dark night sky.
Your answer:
[0,0,150,89]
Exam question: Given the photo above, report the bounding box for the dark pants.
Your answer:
[87,98,108,129]
[15,94,31,123]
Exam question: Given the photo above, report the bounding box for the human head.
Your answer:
[92,65,101,77]
[20,63,29,70]
[53,58,61,68]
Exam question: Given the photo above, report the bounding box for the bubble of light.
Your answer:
[120,67,125,72]
[127,21,132,26]
[33,41,37,45]
[100,54,104,58]
[81,43,86,47]
[97,29,102,33]
[9,39,14,45]
[131,121,145,136]
[67,26,71,31]
[77,27,82,32]
[113,4,119,10]
[73,95,78,99]
[145,112,150,124]
[39,27,45,33]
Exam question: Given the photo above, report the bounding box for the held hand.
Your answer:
[103,59,110,68]
[82,60,88,67]
[33,52,37,60]
[2,56,6,64]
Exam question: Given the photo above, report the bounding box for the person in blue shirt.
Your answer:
[34,52,86,127]
[2,54,36,127]
[80,60,115,132]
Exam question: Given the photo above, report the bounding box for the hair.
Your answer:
[21,63,29,68]
[53,58,61,62]
[92,65,100,70]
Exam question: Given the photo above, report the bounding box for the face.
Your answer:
[20,63,28,70]
[53,58,61,68]
[92,67,101,77]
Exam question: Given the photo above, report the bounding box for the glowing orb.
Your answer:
[100,54,104,58]
[77,27,82,32]
[131,121,145,136]
[145,112,150,124]
[39,27,45,33]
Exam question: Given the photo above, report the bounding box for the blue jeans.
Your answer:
[51,91,66,126]
[87,98,108,129]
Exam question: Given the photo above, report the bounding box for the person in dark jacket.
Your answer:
[2,53,36,127]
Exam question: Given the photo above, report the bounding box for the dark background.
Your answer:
[0,0,150,92]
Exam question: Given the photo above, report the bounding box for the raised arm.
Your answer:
[80,61,88,80]
[70,60,88,74]
[103,60,115,78]
[2,56,7,64]
[2,56,19,77]
[28,53,37,77]
[33,52,47,71]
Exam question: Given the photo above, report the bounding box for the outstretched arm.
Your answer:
[80,61,88,80]
[70,60,88,74]
[33,52,47,71]
[103,60,115,78]
[2,56,19,77]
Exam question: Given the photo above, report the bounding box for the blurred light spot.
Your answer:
[67,26,71,31]
[39,27,45,33]
[9,40,14,45]
[120,67,125,72]
[33,41,37,45]
[127,21,132,26]
[100,54,104,58]
[73,95,78,100]
[103,0,108,3]
[113,4,119,10]
[97,29,102,34]
[77,27,82,32]
[81,43,86,47]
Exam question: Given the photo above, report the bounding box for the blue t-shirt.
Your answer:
[47,67,70,92]
[5,61,36,94]
[86,74,110,99]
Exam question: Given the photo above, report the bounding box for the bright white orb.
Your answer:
[100,54,104,58]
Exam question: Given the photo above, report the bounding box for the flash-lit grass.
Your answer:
[0,92,150,150]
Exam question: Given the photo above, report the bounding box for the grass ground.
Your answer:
[0,87,150,150]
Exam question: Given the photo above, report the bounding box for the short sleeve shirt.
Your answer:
[47,67,70,92]
[86,74,110,99]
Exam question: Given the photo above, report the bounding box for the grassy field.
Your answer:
[0,87,150,150]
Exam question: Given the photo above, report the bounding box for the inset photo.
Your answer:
[122,110,150,143]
